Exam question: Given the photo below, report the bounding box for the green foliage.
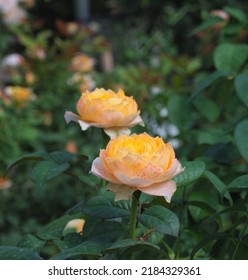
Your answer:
[83,194,131,219]
[138,206,180,237]
[235,74,248,107]
[173,161,206,187]
[50,241,102,260]
[1,0,248,261]
[234,119,248,162]
[0,246,43,260]
[214,43,248,72]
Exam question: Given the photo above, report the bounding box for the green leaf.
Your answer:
[228,174,248,189]
[53,233,85,251]
[188,71,230,102]
[50,241,101,260]
[6,151,48,173]
[102,239,160,254]
[138,205,179,237]
[202,170,232,205]
[193,96,220,122]
[190,16,224,35]
[30,161,70,186]
[89,221,126,244]
[214,43,248,72]
[167,95,192,129]
[190,233,236,259]
[18,234,45,252]
[235,74,248,107]
[221,23,245,35]
[234,119,248,162]
[37,214,82,240]
[224,6,248,23]
[0,246,43,260]
[173,160,206,187]
[50,151,88,163]
[83,195,131,219]
[188,201,216,223]
[197,129,232,145]
[49,151,75,163]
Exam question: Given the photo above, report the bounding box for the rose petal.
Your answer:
[107,183,136,201]
[129,114,145,127]
[104,128,131,139]
[138,180,176,203]
[78,119,91,130]
[64,111,80,123]
[90,157,121,184]
[114,172,153,188]
[135,162,164,182]
[155,159,184,182]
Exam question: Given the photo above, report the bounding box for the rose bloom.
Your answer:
[65,88,144,138]
[5,86,36,103]
[70,54,95,73]
[64,219,85,235]
[91,133,184,202]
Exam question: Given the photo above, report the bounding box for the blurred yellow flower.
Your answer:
[5,86,36,103]
[70,54,95,73]
[91,133,184,201]
[65,88,144,138]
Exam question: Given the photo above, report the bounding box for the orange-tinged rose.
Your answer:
[70,54,95,73]
[65,88,144,138]
[5,86,36,103]
[91,133,184,201]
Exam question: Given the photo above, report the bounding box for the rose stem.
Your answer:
[129,190,141,239]
[101,129,110,188]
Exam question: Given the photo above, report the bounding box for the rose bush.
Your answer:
[91,133,184,201]
[65,88,144,138]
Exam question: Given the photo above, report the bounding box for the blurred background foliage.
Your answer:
[0,0,248,259]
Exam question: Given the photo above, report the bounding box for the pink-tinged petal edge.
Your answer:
[64,111,80,123]
[107,183,137,201]
[104,128,131,139]
[129,115,145,127]
[138,180,177,203]
[64,111,92,131]
[90,157,121,184]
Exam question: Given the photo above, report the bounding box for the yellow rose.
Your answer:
[5,86,36,103]
[65,88,144,138]
[70,54,95,73]
[91,133,184,202]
